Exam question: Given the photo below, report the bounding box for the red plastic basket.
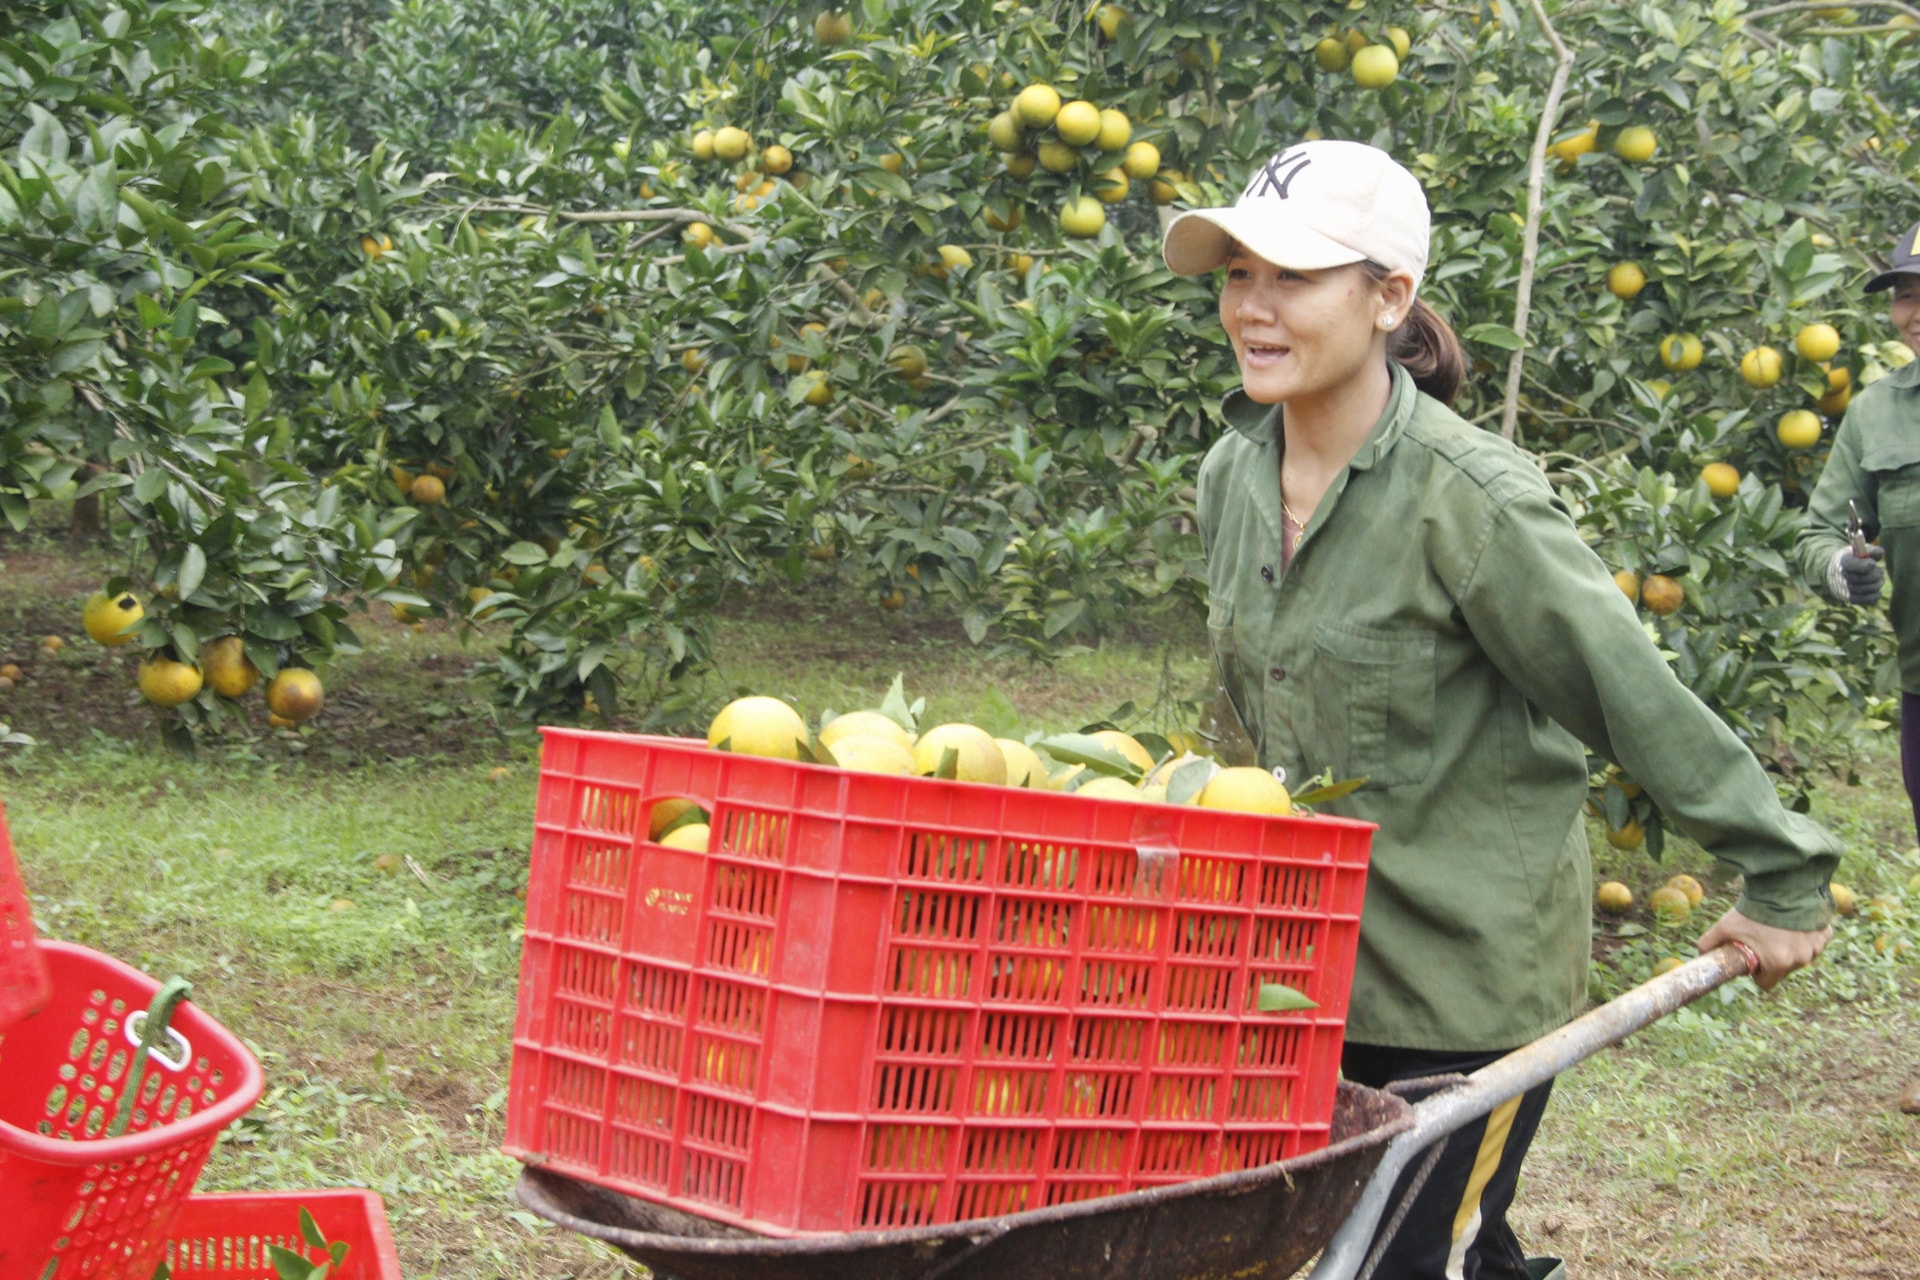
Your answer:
[0,940,267,1280]
[160,1191,401,1279]
[505,728,1374,1237]
[0,792,53,1030]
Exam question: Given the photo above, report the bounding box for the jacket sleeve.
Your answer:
[1794,409,1871,602]
[1448,487,1839,932]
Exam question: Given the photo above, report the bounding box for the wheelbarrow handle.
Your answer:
[1308,941,1759,1280]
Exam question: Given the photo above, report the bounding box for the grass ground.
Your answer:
[3,526,1917,1278]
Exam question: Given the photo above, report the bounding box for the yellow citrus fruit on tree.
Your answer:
[1386,25,1412,59]
[709,695,810,759]
[1604,820,1644,850]
[1641,574,1685,615]
[988,112,1025,153]
[1004,152,1037,179]
[83,591,145,646]
[935,244,974,276]
[1122,141,1160,180]
[1053,100,1102,146]
[682,347,708,374]
[1777,410,1822,449]
[1829,882,1856,915]
[1094,168,1129,203]
[888,344,929,378]
[995,738,1050,789]
[139,655,203,707]
[648,797,705,840]
[691,129,717,161]
[410,474,446,505]
[1701,462,1740,498]
[661,822,711,853]
[1649,885,1692,922]
[1313,36,1351,72]
[913,723,1009,785]
[796,371,833,406]
[1096,4,1129,39]
[1739,346,1784,388]
[1037,140,1078,173]
[1795,323,1841,362]
[684,221,715,249]
[828,733,916,775]
[713,126,751,161]
[1613,570,1641,603]
[1350,45,1399,89]
[982,201,1024,232]
[878,151,904,174]
[1076,775,1143,802]
[1613,125,1657,163]
[1013,83,1062,128]
[1664,873,1705,906]
[1095,108,1131,152]
[1607,262,1646,301]
[1659,333,1704,371]
[202,635,260,699]
[1059,196,1107,239]
[1196,766,1293,815]
[819,709,913,753]
[813,10,851,43]
[1548,121,1599,165]
[266,667,325,722]
[762,144,793,175]
[1818,367,1852,416]
[1596,881,1634,914]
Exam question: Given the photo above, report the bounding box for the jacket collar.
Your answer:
[1889,356,1920,390]
[1221,361,1418,471]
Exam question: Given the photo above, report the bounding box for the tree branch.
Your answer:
[1502,0,1578,443]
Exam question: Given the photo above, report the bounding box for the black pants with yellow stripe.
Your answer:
[1341,1043,1555,1280]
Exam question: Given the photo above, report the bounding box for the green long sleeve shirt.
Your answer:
[1793,360,1920,690]
[1198,362,1839,1051]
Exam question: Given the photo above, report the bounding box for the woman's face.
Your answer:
[1892,276,1920,358]
[1218,251,1406,405]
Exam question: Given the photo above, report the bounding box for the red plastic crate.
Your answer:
[505,729,1374,1236]
[161,1191,401,1278]
[0,792,53,1030]
[0,940,267,1280]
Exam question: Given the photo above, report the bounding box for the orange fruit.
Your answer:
[1641,574,1684,615]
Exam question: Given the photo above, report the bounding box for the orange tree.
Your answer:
[8,0,1920,768]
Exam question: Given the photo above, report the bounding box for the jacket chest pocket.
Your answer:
[1310,621,1436,790]
[1878,464,1920,529]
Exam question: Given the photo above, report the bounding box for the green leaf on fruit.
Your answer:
[1290,777,1368,806]
[1037,733,1141,781]
[878,673,919,733]
[1165,757,1218,806]
[934,746,959,780]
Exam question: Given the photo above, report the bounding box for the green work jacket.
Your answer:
[1793,359,1920,690]
[1198,362,1839,1051]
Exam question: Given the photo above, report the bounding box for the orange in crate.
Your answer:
[505,729,1373,1236]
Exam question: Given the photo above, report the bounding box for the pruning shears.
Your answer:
[1847,499,1874,559]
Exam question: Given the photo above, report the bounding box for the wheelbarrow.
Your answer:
[516,942,1758,1280]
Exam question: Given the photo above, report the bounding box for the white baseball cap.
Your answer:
[1162,140,1430,288]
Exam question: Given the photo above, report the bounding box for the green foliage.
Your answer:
[5,0,1918,768]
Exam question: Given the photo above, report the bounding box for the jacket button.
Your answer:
[1269,666,1286,682]
[1260,565,1275,583]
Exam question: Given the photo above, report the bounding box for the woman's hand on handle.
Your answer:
[1696,908,1831,990]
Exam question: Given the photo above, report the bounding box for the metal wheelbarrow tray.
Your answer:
[518,943,1758,1280]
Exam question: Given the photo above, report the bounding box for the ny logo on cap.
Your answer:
[1243,149,1312,202]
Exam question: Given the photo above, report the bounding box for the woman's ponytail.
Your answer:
[1388,299,1466,407]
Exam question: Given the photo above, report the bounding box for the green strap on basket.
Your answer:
[109,975,193,1139]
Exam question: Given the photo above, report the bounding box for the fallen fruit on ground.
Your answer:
[83,591,146,645]
[1195,766,1292,815]
[1649,884,1692,922]
[912,722,1009,784]
[709,695,810,759]
[1596,881,1634,913]
[1664,873,1704,906]
[1652,956,1686,976]
[265,668,325,722]
[1830,882,1856,915]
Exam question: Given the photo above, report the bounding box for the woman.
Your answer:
[1165,140,1838,1278]
[1792,217,1920,1117]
